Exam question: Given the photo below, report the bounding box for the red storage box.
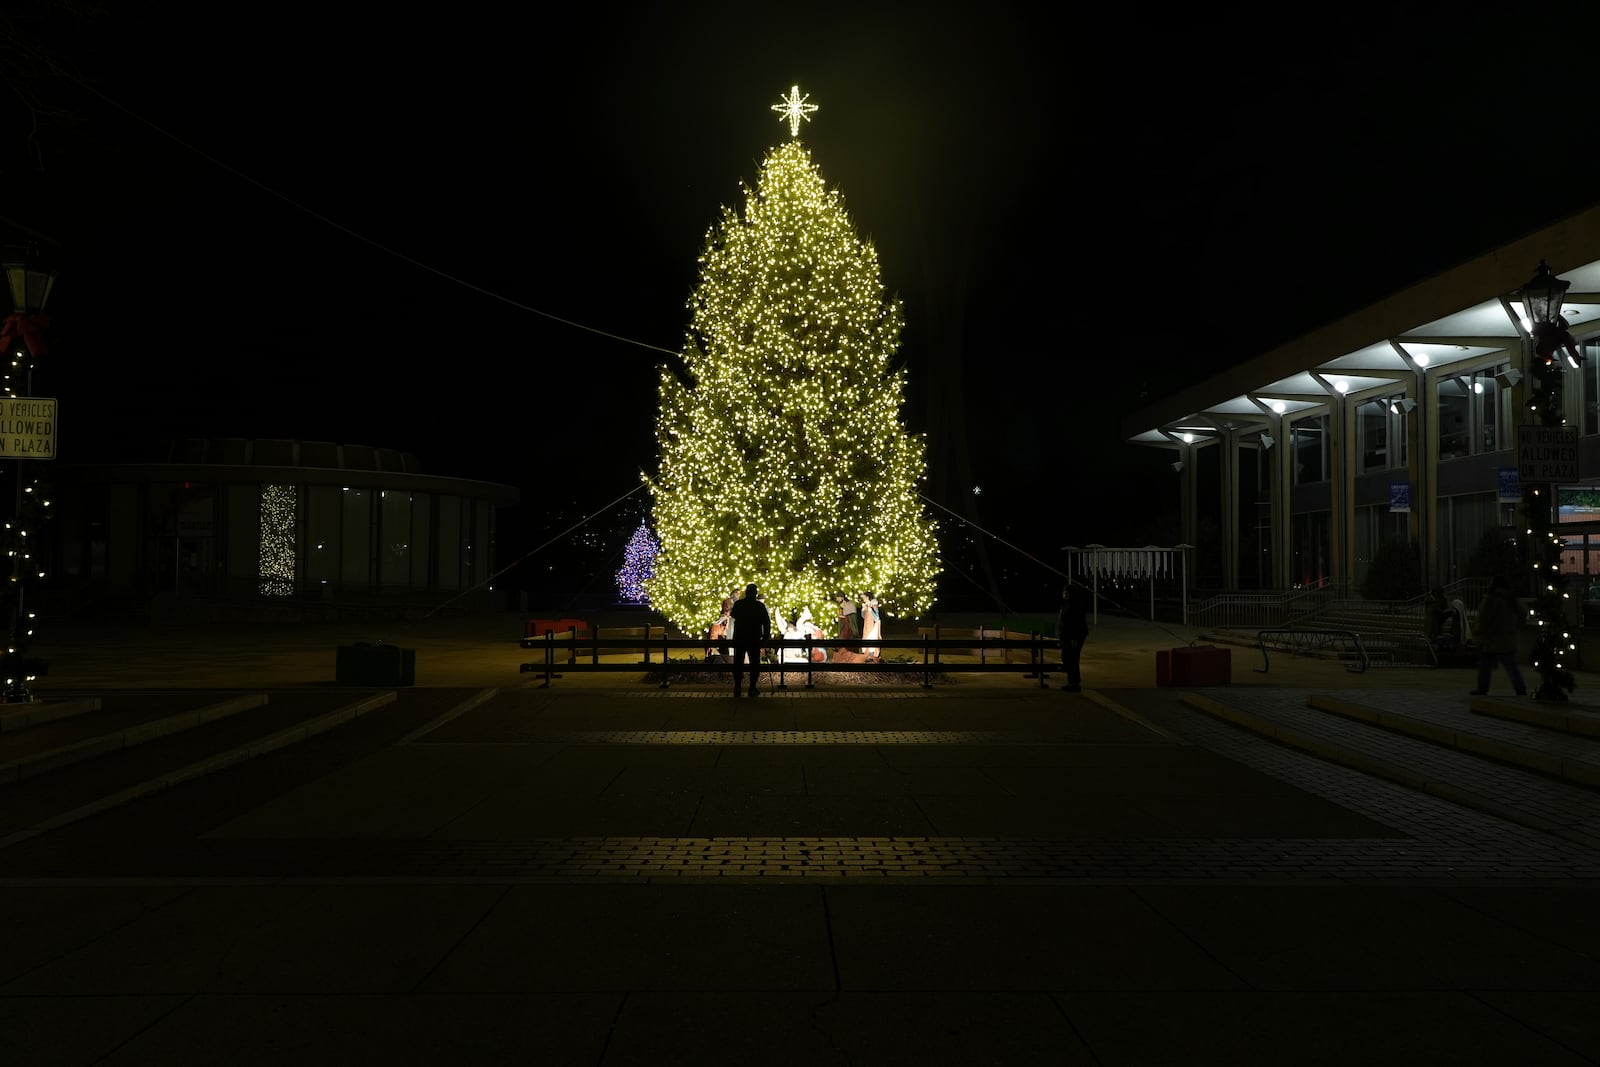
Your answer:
[1157,645,1231,687]
[525,618,590,639]
[1173,644,1230,686]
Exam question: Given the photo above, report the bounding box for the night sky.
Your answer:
[6,3,1600,607]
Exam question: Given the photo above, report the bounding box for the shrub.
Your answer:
[1360,537,1423,601]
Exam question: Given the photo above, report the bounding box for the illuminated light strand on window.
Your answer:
[259,484,298,597]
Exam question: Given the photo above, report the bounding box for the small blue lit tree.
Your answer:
[615,522,659,604]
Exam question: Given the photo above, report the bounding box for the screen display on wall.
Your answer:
[1556,486,1600,524]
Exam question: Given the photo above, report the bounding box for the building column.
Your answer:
[1269,420,1292,590]
[1163,432,1200,552]
[1217,426,1240,590]
[1418,368,1441,585]
[1316,381,1356,586]
[1247,403,1294,591]
[1392,343,1438,585]
[1179,441,1198,550]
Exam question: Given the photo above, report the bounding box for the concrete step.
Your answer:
[1177,688,1600,850]
[0,697,101,733]
[0,690,396,846]
[0,693,268,784]
[1308,692,1600,788]
[1472,697,1600,739]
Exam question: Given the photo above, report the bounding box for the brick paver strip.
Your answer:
[614,689,934,699]
[44,831,1596,882]
[10,686,1600,885]
[543,730,1024,744]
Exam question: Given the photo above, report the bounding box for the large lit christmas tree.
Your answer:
[644,86,940,633]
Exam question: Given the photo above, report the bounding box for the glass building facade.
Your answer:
[1123,203,1600,597]
[45,439,518,617]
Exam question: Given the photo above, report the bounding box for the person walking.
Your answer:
[1056,582,1089,692]
[729,583,772,698]
[1471,575,1527,696]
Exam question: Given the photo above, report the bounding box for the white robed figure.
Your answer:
[780,610,810,664]
[860,593,882,660]
[783,607,826,663]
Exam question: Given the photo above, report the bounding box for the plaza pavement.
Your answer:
[1,609,1598,1065]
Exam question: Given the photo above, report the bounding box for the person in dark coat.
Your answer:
[1424,585,1447,644]
[836,594,860,653]
[729,583,772,697]
[1056,582,1090,692]
[1471,575,1526,697]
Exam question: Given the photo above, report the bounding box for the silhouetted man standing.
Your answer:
[1057,582,1089,693]
[729,583,772,697]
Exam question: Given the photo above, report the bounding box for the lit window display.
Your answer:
[258,484,297,596]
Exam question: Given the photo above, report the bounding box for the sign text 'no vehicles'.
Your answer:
[0,398,56,459]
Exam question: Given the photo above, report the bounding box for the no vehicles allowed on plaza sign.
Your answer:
[0,397,56,459]
[1518,425,1578,482]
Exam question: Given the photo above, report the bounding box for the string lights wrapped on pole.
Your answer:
[0,244,59,703]
[1517,260,1581,702]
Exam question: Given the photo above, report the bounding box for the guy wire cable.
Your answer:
[425,482,647,618]
[919,492,1201,647]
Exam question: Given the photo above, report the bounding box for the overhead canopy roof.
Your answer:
[1123,203,1600,447]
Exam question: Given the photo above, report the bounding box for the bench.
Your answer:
[525,617,590,641]
[520,624,673,661]
[914,626,1042,663]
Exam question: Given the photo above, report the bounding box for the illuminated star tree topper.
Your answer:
[771,84,818,137]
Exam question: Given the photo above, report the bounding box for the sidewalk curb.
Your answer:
[0,694,269,785]
[1311,693,1600,788]
[1177,691,1600,851]
[1472,696,1600,740]
[0,697,101,734]
[0,691,397,851]
[398,688,500,744]
[1081,689,1188,744]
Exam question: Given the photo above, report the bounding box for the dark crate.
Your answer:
[1156,645,1231,687]
[336,643,416,686]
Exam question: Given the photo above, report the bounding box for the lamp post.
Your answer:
[0,245,58,703]
[1518,259,1580,701]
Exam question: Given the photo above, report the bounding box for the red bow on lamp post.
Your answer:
[1533,315,1583,367]
[0,313,50,358]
